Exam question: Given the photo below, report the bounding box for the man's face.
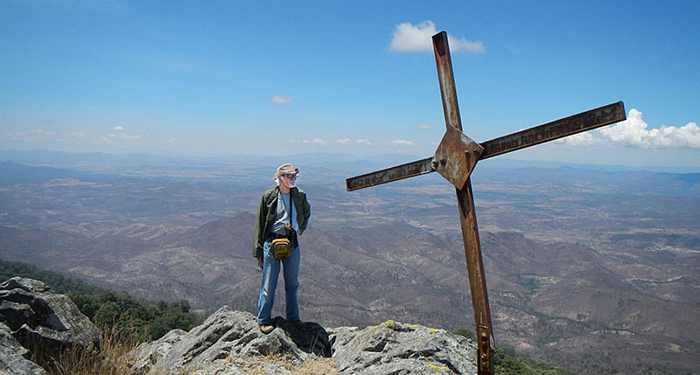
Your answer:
[279,173,297,189]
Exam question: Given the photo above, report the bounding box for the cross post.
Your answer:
[433,31,494,374]
[345,31,626,375]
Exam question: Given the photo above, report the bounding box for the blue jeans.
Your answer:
[256,240,301,324]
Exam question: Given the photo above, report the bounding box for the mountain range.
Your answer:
[0,155,698,374]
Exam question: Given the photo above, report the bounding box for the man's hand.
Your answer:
[257,256,263,272]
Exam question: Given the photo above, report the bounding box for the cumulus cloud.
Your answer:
[599,109,700,148]
[271,95,292,105]
[336,138,352,144]
[556,131,598,146]
[557,108,700,149]
[390,21,485,54]
[113,125,125,131]
[392,139,416,146]
[356,139,372,145]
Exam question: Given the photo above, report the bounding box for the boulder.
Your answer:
[129,329,187,375]
[129,306,331,374]
[0,277,100,358]
[330,320,477,374]
[0,322,48,375]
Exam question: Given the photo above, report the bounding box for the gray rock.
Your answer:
[131,307,479,374]
[0,278,50,294]
[130,306,331,375]
[0,322,48,375]
[331,320,477,375]
[189,359,247,374]
[0,277,101,358]
[129,329,187,375]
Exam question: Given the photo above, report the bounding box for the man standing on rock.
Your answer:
[253,163,311,334]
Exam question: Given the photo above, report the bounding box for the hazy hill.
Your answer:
[0,158,698,374]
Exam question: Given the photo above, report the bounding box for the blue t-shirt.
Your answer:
[271,192,300,235]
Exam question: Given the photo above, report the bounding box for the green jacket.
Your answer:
[253,186,311,258]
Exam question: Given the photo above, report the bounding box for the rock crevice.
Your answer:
[0,277,100,374]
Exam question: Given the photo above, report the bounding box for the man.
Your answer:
[253,163,311,334]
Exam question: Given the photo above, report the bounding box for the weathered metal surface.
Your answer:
[433,31,494,375]
[345,101,625,192]
[480,101,626,159]
[345,156,434,191]
[456,179,494,375]
[344,29,626,375]
[433,126,484,189]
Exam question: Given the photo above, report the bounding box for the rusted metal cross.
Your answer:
[345,31,626,375]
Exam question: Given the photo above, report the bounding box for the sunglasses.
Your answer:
[281,173,298,179]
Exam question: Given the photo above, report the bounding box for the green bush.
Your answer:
[0,259,202,343]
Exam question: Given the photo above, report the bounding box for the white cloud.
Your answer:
[557,108,700,149]
[335,138,374,145]
[389,21,485,54]
[271,95,292,105]
[599,109,700,148]
[417,123,433,129]
[105,126,141,142]
[392,139,416,146]
[556,131,599,146]
[302,138,326,145]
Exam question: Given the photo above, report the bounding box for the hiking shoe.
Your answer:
[259,324,275,334]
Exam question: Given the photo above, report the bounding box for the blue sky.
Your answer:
[1,0,699,168]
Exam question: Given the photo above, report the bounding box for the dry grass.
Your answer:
[37,327,139,375]
[294,357,339,375]
[225,353,339,375]
[42,331,338,375]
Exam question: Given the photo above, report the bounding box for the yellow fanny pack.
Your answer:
[270,193,296,261]
[271,238,292,260]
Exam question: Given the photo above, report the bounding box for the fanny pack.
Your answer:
[270,194,295,261]
[271,237,292,260]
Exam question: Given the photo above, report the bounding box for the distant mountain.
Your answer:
[1,213,698,374]
[1,156,698,374]
[0,161,96,185]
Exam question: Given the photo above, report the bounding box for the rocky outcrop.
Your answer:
[0,277,100,352]
[330,320,477,374]
[129,306,331,374]
[0,277,101,373]
[130,307,477,374]
[0,322,48,375]
[0,276,478,374]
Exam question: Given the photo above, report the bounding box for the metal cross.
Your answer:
[345,31,626,375]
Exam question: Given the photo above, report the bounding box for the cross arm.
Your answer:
[479,101,625,159]
[345,156,434,191]
[345,101,626,191]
